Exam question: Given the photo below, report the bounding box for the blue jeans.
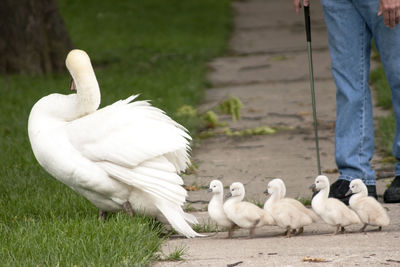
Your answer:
[321,0,400,185]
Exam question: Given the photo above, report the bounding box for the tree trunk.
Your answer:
[0,0,73,74]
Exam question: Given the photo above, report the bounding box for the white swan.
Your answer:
[207,180,235,238]
[28,49,202,238]
[310,175,360,235]
[347,179,390,232]
[264,178,314,237]
[223,182,274,238]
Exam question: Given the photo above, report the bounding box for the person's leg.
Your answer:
[355,0,400,203]
[321,0,376,203]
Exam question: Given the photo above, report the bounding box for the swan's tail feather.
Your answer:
[183,212,199,224]
[156,202,204,238]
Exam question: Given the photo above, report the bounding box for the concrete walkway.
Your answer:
[154,0,400,266]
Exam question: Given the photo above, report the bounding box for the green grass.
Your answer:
[370,66,393,110]
[370,65,395,156]
[376,113,396,156]
[0,0,232,265]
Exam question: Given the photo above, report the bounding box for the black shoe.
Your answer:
[384,176,400,203]
[328,179,378,205]
[329,179,351,205]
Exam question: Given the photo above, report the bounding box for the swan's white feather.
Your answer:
[28,50,201,238]
[67,96,191,172]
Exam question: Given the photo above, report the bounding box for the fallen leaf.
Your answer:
[184,185,200,191]
[303,256,329,262]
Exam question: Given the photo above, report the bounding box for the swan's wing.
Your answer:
[66,95,191,172]
[66,96,201,237]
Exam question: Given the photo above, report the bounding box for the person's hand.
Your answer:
[378,0,400,29]
[294,0,311,13]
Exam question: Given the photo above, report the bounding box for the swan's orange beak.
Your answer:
[70,78,76,91]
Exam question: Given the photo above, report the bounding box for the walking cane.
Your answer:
[304,5,322,175]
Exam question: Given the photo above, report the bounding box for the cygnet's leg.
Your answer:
[333,224,340,235]
[286,226,292,238]
[123,201,135,217]
[228,226,234,239]
[248,219,260,238]
[359,224,368,232]
[295,227,304,236]
[98,210,108,220]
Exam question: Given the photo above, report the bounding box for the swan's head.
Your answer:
[310,175,330,191]
[65,49,100,115]
[264,178,286,198]
[208,180,224,194]
[226,182,245,200]
[346,179,367,196]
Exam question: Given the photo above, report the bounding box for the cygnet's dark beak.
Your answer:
[70,78,76,91]
[207,188,212,193]
[263,189,269,195]
[309,184,317,192]
[345,189,353,197]
[225,192,232,199]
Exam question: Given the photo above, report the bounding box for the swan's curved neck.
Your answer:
[269,191,281,204]
[211,192,224,203]
[358,186,368,197]
[227,195,243,204]
[318,187,329,199]
[73,70,100,117]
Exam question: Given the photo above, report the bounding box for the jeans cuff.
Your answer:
[338,174,376,186]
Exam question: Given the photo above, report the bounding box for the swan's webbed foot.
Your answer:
[123,201,135,217]
[98,210,108,220]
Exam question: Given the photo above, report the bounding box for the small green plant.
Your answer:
[162,245,187,261]
[201,110,221,129]
[296,197,312,206]
[218,96,243,121]
[183,203,196,212]
[224,126,276,137]
[248,198,265,208]
[192,219,219,233]
[176,105,197,117]
[198,129,216,139]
